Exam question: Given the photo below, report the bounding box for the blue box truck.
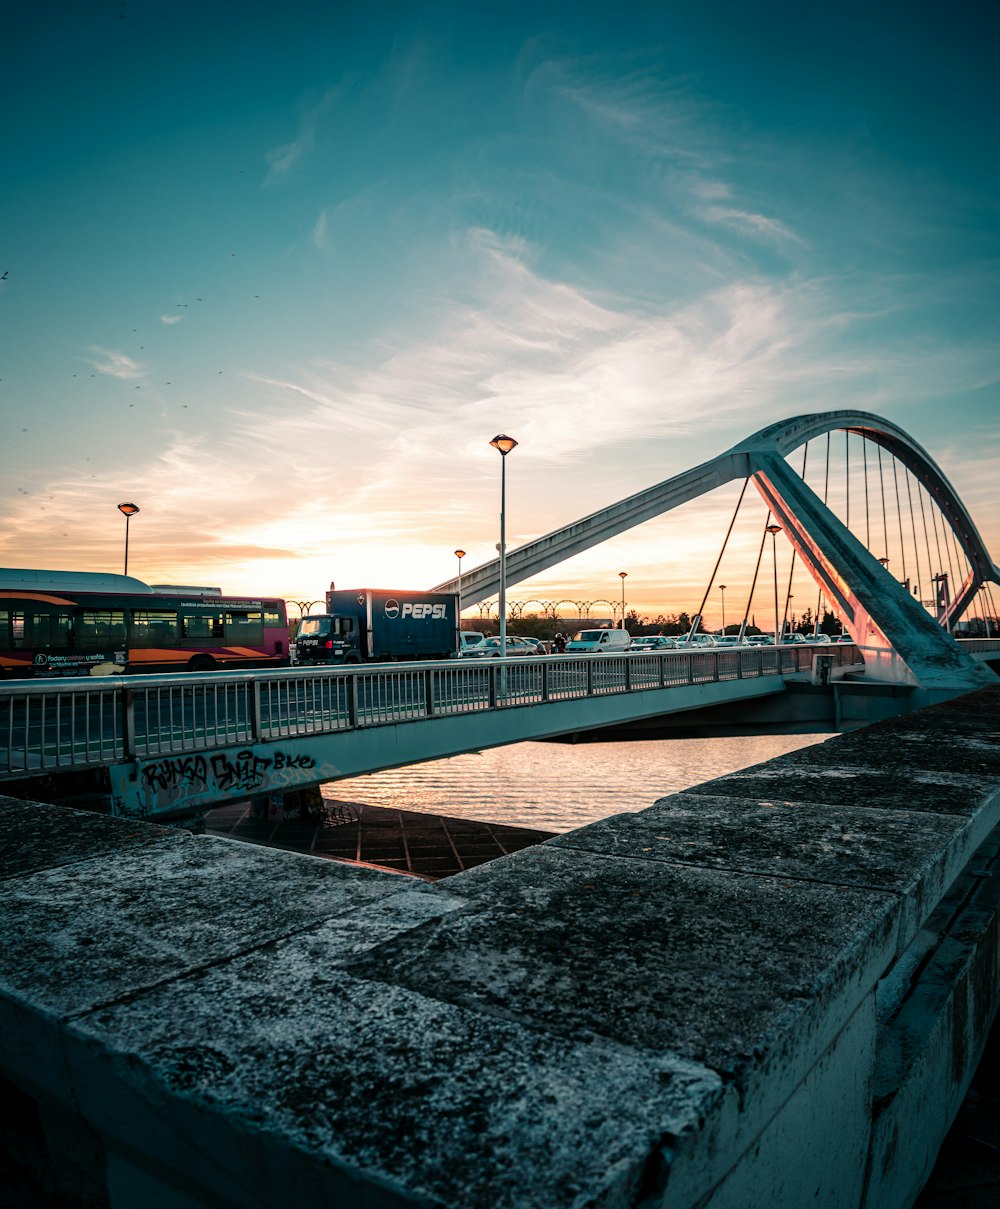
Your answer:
[294,589,460,664]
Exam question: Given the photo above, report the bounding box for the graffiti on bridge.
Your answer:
[134,748,318,812]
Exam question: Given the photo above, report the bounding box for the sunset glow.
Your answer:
[3,4,997,627]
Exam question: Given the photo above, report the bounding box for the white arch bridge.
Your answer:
[438,409,1000,690]
[1,411,996,821]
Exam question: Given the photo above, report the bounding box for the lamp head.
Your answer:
[118,502,140,517]
[765,523,781,535]
[454,549,466,560]
[618,571,627,580]
[489,434,518,456]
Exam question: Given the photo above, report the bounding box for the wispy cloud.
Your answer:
[312,208,329,249]
[160,313,183,325]
[264,84,344,184]
[697,205,808,247]
[87,347,144,380]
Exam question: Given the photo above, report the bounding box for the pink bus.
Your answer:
[0,569,289,679]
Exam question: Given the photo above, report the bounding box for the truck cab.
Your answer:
[295,614,358,663]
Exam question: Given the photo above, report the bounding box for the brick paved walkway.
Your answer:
[204,799,555,880]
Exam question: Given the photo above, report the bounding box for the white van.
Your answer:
[565,628,631,653]
[459,631,489,657]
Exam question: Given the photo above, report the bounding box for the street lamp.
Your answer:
[719,584,727,636]
[618,571,627,630]
[489,435,517,664]
[765,524,782,645]
[117,502,140,575]
[877,556,890,568]
[454,549,466,617]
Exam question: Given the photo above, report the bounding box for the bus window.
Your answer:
[3,610,26,647]
[264,609,283,628]
[180,612,223,641]
[131,609,178,647]
[29,611,73,649]
[225,611,263,643]
[76,610,126,649]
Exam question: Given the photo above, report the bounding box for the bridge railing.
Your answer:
[0,645,859,778]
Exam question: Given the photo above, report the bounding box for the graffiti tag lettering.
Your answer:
[138,749,317,800]
[141,754,208,793]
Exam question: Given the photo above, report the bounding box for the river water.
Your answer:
[320,733,833,834]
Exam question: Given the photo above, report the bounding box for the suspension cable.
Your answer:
[741,513,771,638]
[890,453,908,588]
[845,430,850,531]
[947,522,970,623]
[941,506,961,616]
[779,442,809,637]
[929,488,946,605]
[692,478,750,629]
[904,466,922,601]
[981,585,996,643]
[815,432,831,634]
[862,435,871,550]
[918,482,935,603]
[876,444,889,561]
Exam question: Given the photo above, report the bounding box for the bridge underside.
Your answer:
[107,677,787,820]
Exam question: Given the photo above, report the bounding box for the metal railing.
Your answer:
[0,644,860,778]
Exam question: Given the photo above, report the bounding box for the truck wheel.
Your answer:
[187,655,217,673]
[343,654,362,665]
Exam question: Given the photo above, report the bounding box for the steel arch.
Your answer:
[430,411,996,690]
[433,411,998,608]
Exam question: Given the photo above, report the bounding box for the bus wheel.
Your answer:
[187,655,217,673]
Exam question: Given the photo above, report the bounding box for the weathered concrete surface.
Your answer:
[0,686,999,1208]
[0,796,171,880]
[549,794,977,960]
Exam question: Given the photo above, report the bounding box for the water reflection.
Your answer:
[321,734,831,833]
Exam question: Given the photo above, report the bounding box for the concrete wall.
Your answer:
[1,687,999,1208]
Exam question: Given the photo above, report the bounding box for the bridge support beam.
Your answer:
[750,451,997,694]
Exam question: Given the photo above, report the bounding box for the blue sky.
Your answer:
[3,1,998,623]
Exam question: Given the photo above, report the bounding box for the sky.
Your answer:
[3,1,998,627]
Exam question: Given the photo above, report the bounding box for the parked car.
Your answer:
[479,636,535,658]
[713,635,741,647]
[630,635,678,651]
[745,635,773,646]
[511,636,546,655]
[677,634,717,647]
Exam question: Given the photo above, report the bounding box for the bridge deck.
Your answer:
[2,645,859,820]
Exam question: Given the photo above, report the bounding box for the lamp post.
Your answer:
[117,502,140,575]
[454,549,466,618]
[618,571,627,630]
[489,435,517,667]
[765,524,782,645]
[719,584,727,636]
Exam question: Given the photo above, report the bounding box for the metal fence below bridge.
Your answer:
[0,645,858,778]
